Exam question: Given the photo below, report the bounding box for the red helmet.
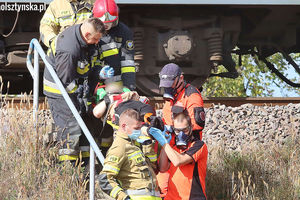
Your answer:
[93,0,119,24]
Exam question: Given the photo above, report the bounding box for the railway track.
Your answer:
[1,96,300,110]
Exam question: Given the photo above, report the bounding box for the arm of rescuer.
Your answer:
[98,144,129,200]
[120,27,136,91]
[185,88,205,137]
[40,2,60,47]
[148,127,193,172]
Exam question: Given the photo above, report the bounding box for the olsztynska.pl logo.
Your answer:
[0,2,47,12]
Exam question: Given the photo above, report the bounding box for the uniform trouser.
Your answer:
[47,95,90,163]
[48,95,114,163]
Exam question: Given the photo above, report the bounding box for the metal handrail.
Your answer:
[26,38,104,200]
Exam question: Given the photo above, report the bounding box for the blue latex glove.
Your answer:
[148,127,168,146]
[163,126,172,144]
[99,65,114,79]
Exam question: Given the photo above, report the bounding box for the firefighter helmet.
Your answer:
[93,0,119,29]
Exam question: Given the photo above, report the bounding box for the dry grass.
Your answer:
[0,78,299,200]
[206,131,300,200]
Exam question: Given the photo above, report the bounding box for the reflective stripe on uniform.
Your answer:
[101,42,122,51]
[146,154,157,162]
[107,120,119,130]
[110,185,123,198]
[121,60,135,67]
[77,63,90,75]
[44,78,77,94]
[129,195,161,200]
[103,164,120,174]
[59,154,79,161]
[100,48,119,59]
[126,189,161,198]
[100,137,113,147]
[121,66,136,73]
[79,146,90,152]
[80,151,90,158]
[128,151,143,161]
[41,13,59,25]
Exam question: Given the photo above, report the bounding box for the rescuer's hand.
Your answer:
[148,127,168,146]
[164,126,172,144]
[99,65,114,79]
[149,116,165,131]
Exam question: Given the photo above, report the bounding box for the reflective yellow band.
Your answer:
[80,151,90,158]
[129,196,161,200]
[59,154,78,161]
[43,84,77,94]
[107,120,119,130]
[100,48,119,59]
[77,64,90,75]
[121,66,135,74]
[147,154,158,162]
[103,165,120,174]
[100,142,112,148]
[110,186,123,198]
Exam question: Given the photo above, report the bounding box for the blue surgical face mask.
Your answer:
[128,129,141,140]
[175,131,190,149]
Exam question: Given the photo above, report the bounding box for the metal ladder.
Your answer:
[26,38,105,200]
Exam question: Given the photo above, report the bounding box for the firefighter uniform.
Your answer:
[44,24,98,162]
[95,22,136,90]
[162,83,205,140]
[40,0,94,47]
[99,130,161,200]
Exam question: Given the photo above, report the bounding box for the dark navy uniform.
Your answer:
[44,24,99,162]
[95,22,136,90]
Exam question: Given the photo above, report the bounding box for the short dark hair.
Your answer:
[173,110,191,127]
[120,108,140,122]
[87,17,106,34]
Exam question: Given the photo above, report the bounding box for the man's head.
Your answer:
[92,0,119,30]
[81,17,106,44]
[173,111,192,149]
[119,109,143,138]
[159,63,185,101]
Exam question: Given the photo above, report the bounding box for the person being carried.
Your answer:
[149,111,208,200]
[99,109,161,200]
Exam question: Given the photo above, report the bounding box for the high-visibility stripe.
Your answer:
[121,66,135,73]
[77,64,90,75]
[128,151,143,160]
[41,13,59,25]
[100,142,112,148]
[100,48,119,59]
[59,154,79,161]
[147,154,158,162]
[103,165,120,174]
[79,146,89,152]
[101,42,122,51]
[107,120,119,130]
[129,195,161,200]
[80,151,90,158]
[121,60,135,67]
[110,186,122,198]
[44,78,77,94]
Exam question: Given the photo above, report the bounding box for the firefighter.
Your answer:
[43,18,106,164]
[157,63,206,196]
[149,111,208,200]
[92,0,136,91]
[40,0,95,48]
[99,109,161,200]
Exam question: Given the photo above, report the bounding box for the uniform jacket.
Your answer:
[162,83,205,139]
[99,130,159,200]
[40,0,94,47]
[165,137,208,200]
[43,24,97,98]
[95,22,136,90]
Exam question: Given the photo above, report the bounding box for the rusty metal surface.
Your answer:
[3,96,298,110]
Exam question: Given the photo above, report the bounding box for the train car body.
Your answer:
[0,0,300,94]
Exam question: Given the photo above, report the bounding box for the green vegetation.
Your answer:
[203,53,300,97]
